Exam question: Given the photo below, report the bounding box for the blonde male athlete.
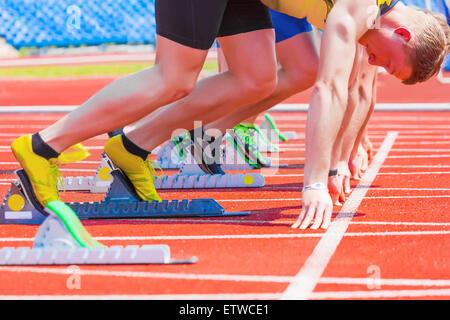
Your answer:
[11,0,449,235]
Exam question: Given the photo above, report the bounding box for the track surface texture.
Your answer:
[0,109,449,300]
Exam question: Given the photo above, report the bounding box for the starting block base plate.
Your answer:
[0,245,198,265]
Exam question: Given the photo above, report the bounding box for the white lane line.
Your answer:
[0,293,282,300]
[0,52,162,67]
[274,148,450,153]
[366,187,450,191]
[272,123,450,129]
[281,131,398,300]
[266,115,450,122]
[371,124,450,129]
[377,171,450,175]
[382,165,450,168]
[0,266,293,283]
[365,195,450,199]
[309,289,450,299]
[350,221,450,226]
[0,230,449,243]
[389,135,450,139]
[280,154,450,160]
[365,131,450,135]
[388,154,450,158]
[1,266,449,287]
[390,149,450,152]
[393,141,450,145]
[370,116,450,121]
[2,102,448,114]
[1,217,440,227]
[2,288,448,300]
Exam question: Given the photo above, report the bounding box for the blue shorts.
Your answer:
[270,9,312,43]
[217,9,312,47]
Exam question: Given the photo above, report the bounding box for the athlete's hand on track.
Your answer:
[338,161,352,195]
[361,135,374,161]
[349,144,368,180]
[328,174,345,206]
[293,189,333,230]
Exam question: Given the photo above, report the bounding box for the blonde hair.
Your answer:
[403,8,449,85]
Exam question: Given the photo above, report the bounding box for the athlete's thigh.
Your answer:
[216,0,276,75]
[155,0,228,51]
[276,32,318,72]
[154,0,230,77]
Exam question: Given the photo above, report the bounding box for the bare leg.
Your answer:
[126,29,278,150]
[39,36,207,152]
[217,47,260,126]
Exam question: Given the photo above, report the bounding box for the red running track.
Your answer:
[0,72,449,106]
[0,111,449,299]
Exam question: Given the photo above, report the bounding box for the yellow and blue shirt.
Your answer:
[260,0,399,30]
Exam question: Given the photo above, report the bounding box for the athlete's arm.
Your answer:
[327,50,364,206]
[293,0,375,229]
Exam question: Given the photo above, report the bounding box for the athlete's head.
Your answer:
[359,2,449,84]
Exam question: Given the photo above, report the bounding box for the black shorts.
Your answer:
[155,0,274,50]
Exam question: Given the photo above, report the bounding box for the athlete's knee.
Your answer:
[168,78,196,100]
[238,66,278,101]
[161,71,197,101]
[285,58,318,92]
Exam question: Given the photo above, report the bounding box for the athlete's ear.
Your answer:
[394,27,412,42]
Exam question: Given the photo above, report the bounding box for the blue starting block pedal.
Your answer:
[0,169,250,225]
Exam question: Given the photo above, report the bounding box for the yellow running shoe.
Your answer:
[11,135,62,206]
[104,135,162,202]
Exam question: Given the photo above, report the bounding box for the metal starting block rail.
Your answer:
[58,171,265,193]
[58,154,265,192]
[1,169,250,225]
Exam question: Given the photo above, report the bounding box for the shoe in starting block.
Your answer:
[58,153,265,192]
[1,169,249,225]
[0,201,197,265]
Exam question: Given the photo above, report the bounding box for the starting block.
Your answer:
[260,113,299,142]
[1,169,249,225]
[0,170,197,265]
[0,202,196,265]
[58,153,265,193]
